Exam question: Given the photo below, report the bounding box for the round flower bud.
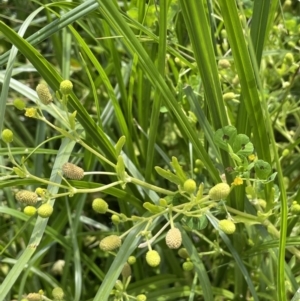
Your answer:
[35,188,46,197]
[165,228,182,249]
[99,235,122,251]
[136,294,147,301]
[208,183,230,200]
[37,203,53,218]
[182,261,194,271]
[121,262,132,278]
[2,129,13,143]
[92,198,108,214]
[60,80,73,95]
[291,202,300,215]
[183,179,197,194]
[257,199,267,209]
[26,293,42,301]
[111,214,120,225]
[145,250,161,267]
[62,162,84,180]
[52,287,64,300]
[218,219,236,234]
[223,92,236,101]
[24,206,37,216]
[15,190,38,205]
[13,98,26,110]
[178,248,189,259]
[127,256,136,265]
[36,83,52,105]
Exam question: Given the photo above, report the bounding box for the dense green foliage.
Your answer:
[0,1,300,301]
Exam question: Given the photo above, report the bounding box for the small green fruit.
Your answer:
[182,261,194,271]
[178,248,189,259]
[127,256,136,265]
[92,198,108,214]
[136,294,147,301]
[52,287,64,300]
[183,179,197,194]
[218,219,236,234]
[99,235,121,251]
[60,80,73,95]
[111,214,120,224]
[24,206,37,216]
[37,203,53,218]
[1,129,13,143]
[291,202,300,215]
[13,98,26,110]
[208,183,230,200]
[145,250,161,267]
[121,262,132,278]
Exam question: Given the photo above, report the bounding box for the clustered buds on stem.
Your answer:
[165,228,182,249]
[62,162,84,180]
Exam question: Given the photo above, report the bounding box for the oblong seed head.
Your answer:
[145,250,161,267]
[218,219,236,234]
[121,262,132,278]
[165,228,182,249]
[92,198,108,214]
[36,83,52,105]
[37,203,53,218]
[208,183,230,200]
[15,190,38,205]
[62,162,84,180]
[99,235,122,251]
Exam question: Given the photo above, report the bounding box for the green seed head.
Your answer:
[218,59,231,69]
[99,235,122,251]
[183,179,197,194]
[13,98,26,110]
[121,262,132,278]
[52,287,64,300]
[36,83,52,105]
[182,261,194,271]
[37,203,53,218]
[223,92,236,101]
[15,190,38,205]
[218,219,236,234]
[165,228,182,249]
[111,214,120,225]
[178,248,189,259]
[24,206,37,216]
[145,250,161,267]
[127,256,136,265]
[92,198,108,214]
[1,129,13,143]
[208,183,230,200]
[136,294,147,301]
[62,162,84,180]
[60,80,73,95]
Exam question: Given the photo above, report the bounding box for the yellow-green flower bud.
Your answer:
[99,235,121,251]
[178,248,189,259]
[145,250,161,267]
[218,59,231,69]
[60,80,73,95]
[257,199,267,209]
[52,287,64,300]
[111,214,120,225]
[136,294,147,301]
[26,293,42,301]
[92,198,108,214]
[62,162,84,180]
[37,203,53,218]
[282,149,290,157]
[24,206,37,216]
[127,256,136,265]
[13,98,26,110]
[1,129,13,143]
[291,201,300,215]
[121,262,132,278]
[223,92,236,101]
[15,190,38,205]
[284,52,294,65]
[183,179,196,194]
[36,83,52,105]
[35,187,46,197]
[208,183,230,200]
[114,280,123,291]
[182,261,194,271]
[218,219,236,234]
[165,228,182,249]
